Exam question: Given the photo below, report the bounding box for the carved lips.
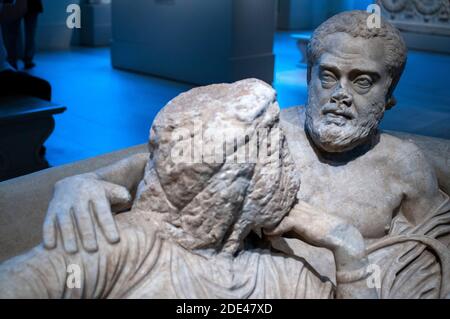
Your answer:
[321,105,355,126]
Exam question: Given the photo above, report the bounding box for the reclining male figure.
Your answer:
[2,11,450,297]
[38,12,450,298]
[0,79,380,298]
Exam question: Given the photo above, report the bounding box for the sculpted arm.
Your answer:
[266,201,378,299]
[398,145,446,226]
[94,152,150,193]
[43,153,149,253]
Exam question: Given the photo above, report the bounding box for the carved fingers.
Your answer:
[91,190,120,244]
[73,201,97,252]
[42,175,131,253]
[103,181,132,206]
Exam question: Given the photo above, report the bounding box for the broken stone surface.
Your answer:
[134,78,300,254]
[1,10,450,299]
[1,79,331,299]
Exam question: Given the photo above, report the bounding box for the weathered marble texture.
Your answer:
[1,77,449,299]
[0,79,335,299]
[1,10,450,299]
[276,106,450,299]
[133,78,299,254]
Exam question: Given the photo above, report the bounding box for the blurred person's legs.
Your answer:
[23,11,37,69]
[1,15,50,100]
[1,18,21,69]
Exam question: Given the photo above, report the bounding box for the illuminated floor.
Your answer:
[27,32,450,167]
[28,49,194,166]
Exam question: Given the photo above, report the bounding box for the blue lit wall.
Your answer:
[278,0,375,30]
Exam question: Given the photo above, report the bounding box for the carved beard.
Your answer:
[305,94,384,153]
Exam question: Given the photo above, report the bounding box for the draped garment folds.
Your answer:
[0,209,333,299]
[366,192,450,299]
[0,161,333,299]
[0,173,448,299]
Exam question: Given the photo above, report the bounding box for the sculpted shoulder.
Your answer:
[377,132,437,192]
[378,132,426,168]
[279,106,436,190]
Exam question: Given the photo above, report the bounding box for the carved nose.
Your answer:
[331,88,353,107]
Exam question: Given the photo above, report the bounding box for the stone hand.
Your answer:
[265,201,367,270]
[43,173,132,253]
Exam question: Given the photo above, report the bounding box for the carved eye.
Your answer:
[320,71,337,86]
[354,76,373,89]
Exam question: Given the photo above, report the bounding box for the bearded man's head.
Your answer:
[305,10,407,153]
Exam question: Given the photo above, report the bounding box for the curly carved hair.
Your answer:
[307,10,407,99]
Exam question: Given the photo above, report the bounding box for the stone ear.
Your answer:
[386,96,397,110]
